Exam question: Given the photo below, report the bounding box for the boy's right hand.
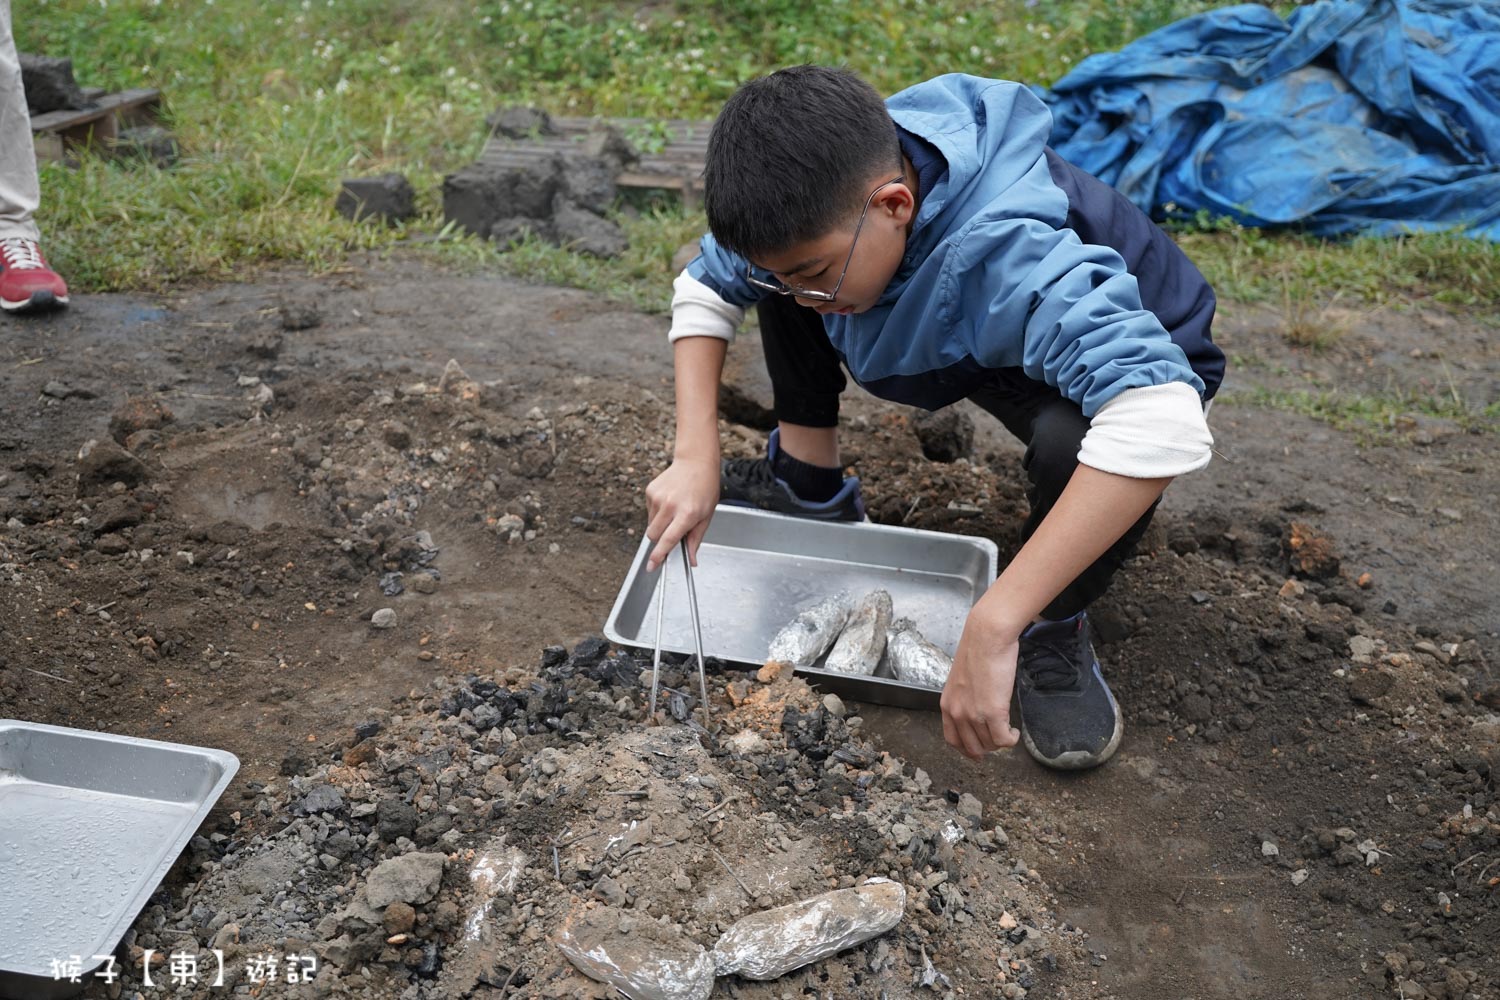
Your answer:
[644,457,720,572]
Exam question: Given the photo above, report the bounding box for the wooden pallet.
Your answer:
[30,87,164,164]
[479,116,711,207]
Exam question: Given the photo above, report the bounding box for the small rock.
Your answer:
[822,693,846,718]
[76,440,149,492]
[755,661,787,684]
[957,793,983,827]
[366,853,446,908]
[42,380,91,399]
[1348,635,1380,663]
[91,496,144,532]
[496,513,525,542]
[1283,521,1340,579]
[344,743,378,767]
[594,876,628,907]
[376,799,419,841]
[1331,843,1364,866]
[408,572,439,595]
[298,784,345,815]
[1261,840,1279,857]
[724,729,768,755]
[210,923,240,950]
[383,902,416,936]
[1291,869,1309,886]
[279,300,322,331]
[94,533,130,556]
[371,608,397,629]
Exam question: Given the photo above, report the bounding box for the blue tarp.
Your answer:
[1034,0,1500,239]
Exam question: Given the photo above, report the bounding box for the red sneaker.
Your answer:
[0,238,70,313]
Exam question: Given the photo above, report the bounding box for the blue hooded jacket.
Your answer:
[684,74,1224,418]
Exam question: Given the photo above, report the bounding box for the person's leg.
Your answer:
[0,0,40,243]
[719,294,865,519]
[0,0,69,314]
[757,291,845,458]
[968,372,1157,618]
[1015,399,1160,619]
[967,372,1147,769]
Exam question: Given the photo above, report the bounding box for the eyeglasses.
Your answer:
[745,174,905,303]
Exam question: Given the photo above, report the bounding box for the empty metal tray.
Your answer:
[0,721,240,1000]
[604,505,998,711]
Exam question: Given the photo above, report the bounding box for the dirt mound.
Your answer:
[133,645,1085,999]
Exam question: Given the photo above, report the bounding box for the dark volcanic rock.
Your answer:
[486,105,553,139]
[442,160,560,238]
[551,197,626,258]
[19,53,89,114]
[77,442,149,493]
[376,799,419,842]
[336,173,417,225]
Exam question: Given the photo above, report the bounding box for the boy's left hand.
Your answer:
[940,615,1023,761]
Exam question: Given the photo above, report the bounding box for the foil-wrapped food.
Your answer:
[884,617,954,689]
[711,878,906,980]
[766,591,853,668]
[823,589,893,676]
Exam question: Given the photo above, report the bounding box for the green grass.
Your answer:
[1176,217,1500,312]
[19,0,1500,316]
[1227,385,1498,441]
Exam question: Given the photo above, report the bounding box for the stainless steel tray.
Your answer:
[0,721,240,1000]
[604,505,998,712]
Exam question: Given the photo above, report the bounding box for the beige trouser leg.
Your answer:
[0,0,42,242]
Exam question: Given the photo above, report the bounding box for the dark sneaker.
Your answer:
[1015,612,1122,770]
[0,238,70,314]
[720,428,867,522]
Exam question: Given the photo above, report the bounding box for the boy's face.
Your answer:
[751,164,917,317]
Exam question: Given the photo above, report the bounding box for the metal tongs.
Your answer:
[648,538,712,729]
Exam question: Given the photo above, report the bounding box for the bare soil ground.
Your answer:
[1,257,1496,1000]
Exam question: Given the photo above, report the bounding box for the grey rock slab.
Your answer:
[366,852,446,908]
[551,198,626,258]
[336,173,416,225]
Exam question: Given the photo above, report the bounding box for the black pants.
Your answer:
[756,294,1157,620]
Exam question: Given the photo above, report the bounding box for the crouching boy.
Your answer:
[644,66,1224,770]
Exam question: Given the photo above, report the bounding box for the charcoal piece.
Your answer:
[568,637,610,669]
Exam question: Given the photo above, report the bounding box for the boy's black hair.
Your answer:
[703,65,901,261]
